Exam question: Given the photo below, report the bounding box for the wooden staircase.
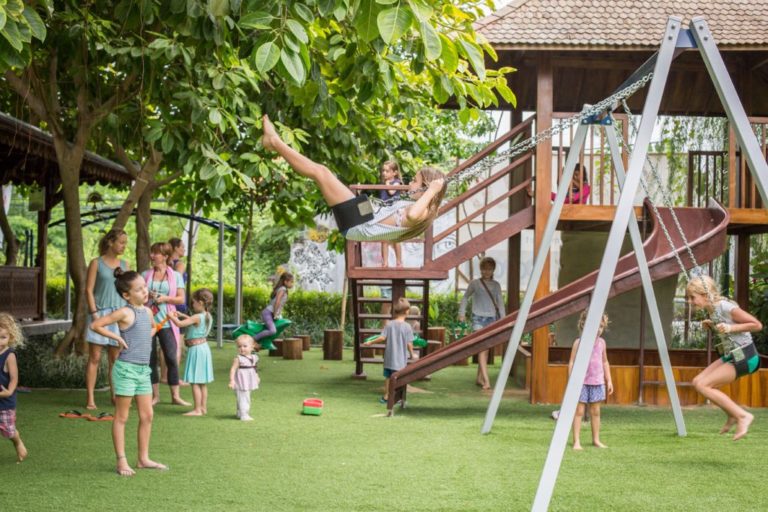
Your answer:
[345,117,535,379]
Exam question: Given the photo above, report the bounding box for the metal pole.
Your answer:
[532,18,682,511]
[217,222,224,348]
[605,128,686,435]
[481,119,591,434]
[235,224,243,326]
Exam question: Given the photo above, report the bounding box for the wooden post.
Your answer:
[268,339,284,357]
[297,334,311,351]
[531,55,554,404]
[283,337,303,360]
[323,329,344,360]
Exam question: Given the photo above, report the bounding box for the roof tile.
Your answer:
[476,0,768,48]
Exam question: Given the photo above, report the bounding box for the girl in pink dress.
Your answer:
[568,310,613,450]
[228,335,260,421]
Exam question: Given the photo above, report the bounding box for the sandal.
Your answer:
[88,412,115,422]
[59,410,92,419]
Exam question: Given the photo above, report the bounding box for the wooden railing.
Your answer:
[0,266,42,320]
[347,117,535,273]
[550,113,630,206]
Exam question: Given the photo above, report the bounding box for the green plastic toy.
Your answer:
[232,318,292,351]
[449,321,471,343]
[412,335,427,348]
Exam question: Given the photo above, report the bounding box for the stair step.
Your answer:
[360,357,384,364]
[355,279,427,286]
[348,268,448,279]
[357,297,424,304]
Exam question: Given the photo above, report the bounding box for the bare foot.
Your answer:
[733,413,754,441]
[719,417,736,434]
[137,459,169,471]
[573,444,583,451]
[593,441,608,448]
[15,441,28,463]
[183,410,204,416]
[481,385,491,391]
[116,456,135,477]
[172,398,192,406]
[152,396,160,406]
[261,115,280,151]
[240,415,254,421]
[86,403,98,411]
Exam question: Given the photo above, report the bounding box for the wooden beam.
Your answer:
[531,55,553,404]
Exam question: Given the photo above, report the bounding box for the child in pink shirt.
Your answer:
[568,310,613,450]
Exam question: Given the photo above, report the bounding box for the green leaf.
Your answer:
[496,81,517,108]
[0,11,6,33]
[199,164,217,180]
[458,38,485,80]
[254,40,280,73]
[419,21,440,61]
[352,0,381,42]
[212,73,226,90]
[406,0,432,22]
[212,176,226,197]
[1,19,24,52]
[439,34,457,73]
[22,7,45,41]
[293,3,314,23]
[161,131,175,153]
[377,5,413,44]
[209,108,222,125]
[240,11,273,29]
[279,48,305,84]
[0,36,26,68]
[285,19,308,44]
[375,0,399,4]
[207,0,229,17]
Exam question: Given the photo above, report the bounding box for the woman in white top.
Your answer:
[261,115,446,242]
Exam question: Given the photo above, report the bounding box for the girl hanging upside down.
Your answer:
[261,115,447,242]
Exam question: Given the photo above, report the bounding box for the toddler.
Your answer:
[229,335,261,421]
[0,313,27,462]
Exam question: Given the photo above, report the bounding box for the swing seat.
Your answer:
[232,318,292,351]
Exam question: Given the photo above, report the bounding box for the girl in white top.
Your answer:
[687,275,762,441]
[261,115,446,242]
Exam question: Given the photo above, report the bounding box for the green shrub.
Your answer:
[16,333,108,389]
[45,282,468,347]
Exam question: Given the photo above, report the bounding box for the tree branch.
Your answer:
[155,169,182,188]
[3,70,49,126]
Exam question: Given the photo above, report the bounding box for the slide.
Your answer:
[389,199,729,398]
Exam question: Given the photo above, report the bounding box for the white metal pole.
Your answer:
[532,17,682,511]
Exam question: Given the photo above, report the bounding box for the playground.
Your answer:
[2,2,768,512]
[5,347,768,511]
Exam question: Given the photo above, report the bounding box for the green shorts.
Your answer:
[112,359,152,397]
[720,344,761,378]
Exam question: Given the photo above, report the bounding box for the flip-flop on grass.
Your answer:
[87,412,114,422]
[58,410,92,419]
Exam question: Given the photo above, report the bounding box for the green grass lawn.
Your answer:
[2,345,766,511]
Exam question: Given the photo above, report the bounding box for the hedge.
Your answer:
[46,279,466,346]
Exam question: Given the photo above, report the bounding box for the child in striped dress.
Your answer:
[91,268,168,476]
[169,289,214,416]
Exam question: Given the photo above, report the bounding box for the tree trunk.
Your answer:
[135,184,155,272]
[55,159,88,356]
[111,149,162,231]
[0,188,20,265]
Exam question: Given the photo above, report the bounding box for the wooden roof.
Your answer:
[477,0,768,50]
[0,111,132,188]
[475,3,768,116]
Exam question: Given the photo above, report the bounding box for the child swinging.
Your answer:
[261,116,447,242]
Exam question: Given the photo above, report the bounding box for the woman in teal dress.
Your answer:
[169,289,214,416]
[84,229,128,410]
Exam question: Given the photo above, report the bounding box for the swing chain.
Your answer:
[392,72,655,202]
[445,73,655,193]
[612,103,720,321]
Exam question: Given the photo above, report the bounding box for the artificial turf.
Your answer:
[2,345,765,511]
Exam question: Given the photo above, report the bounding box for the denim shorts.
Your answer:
[112,359,152,397]
[471,314,496,331]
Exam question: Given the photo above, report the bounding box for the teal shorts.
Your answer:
[112,359,152,396]
[721,353,760,377]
